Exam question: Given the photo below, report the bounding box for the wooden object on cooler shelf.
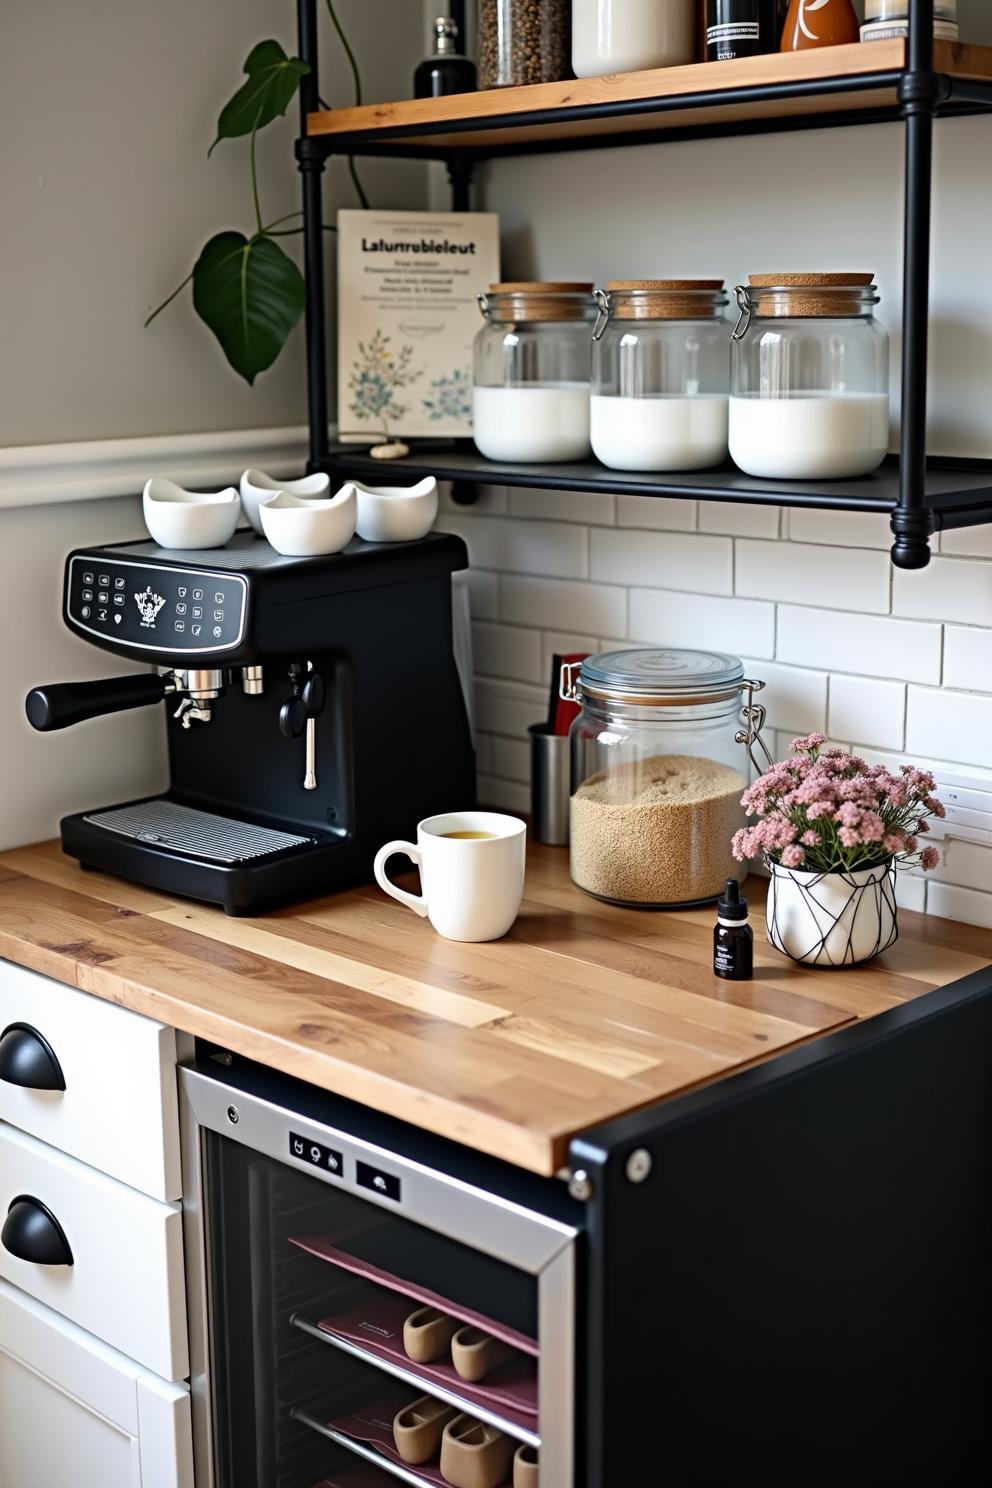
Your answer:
[440,1415,516,1488]
[780,0,860,51]
[404,1306,460,1365]
[0,839,989,1176]
[393,1394,459,1465]
[451,1327,514,1384]
[513,1444,539,1488]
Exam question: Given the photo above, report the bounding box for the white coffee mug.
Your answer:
[373,812,526,942]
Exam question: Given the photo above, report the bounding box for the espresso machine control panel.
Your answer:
[66,554,248,654]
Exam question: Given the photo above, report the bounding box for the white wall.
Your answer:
[0,1,427,849]
[435,0,992,927]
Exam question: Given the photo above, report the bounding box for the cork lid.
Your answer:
[482,282,596,322]
[606,279,727,320]
[747,273,878,317]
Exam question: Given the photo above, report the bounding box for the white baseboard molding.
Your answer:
[0,425,318,509]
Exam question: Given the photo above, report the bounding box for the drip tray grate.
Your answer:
[84,799,314,864]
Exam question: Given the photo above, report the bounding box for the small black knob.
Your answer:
[2,1196,73,1266]
[301,672,325,717]
[0,1024,65,1091]
[279,693,307,739]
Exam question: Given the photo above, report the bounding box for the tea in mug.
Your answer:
[442,830,497,839]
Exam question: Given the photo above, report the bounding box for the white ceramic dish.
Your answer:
[142,479,240,550]
[259,484,357,557]
[352,476,439,543]
[239,468,331,535]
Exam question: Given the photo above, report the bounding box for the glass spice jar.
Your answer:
[473,282,596,461]
[591,280,731,471]
[729,273,890,480]
[562,648,769,908]
[478,0,571,88]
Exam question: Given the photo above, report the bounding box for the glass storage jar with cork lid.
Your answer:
[473,282,596,462]
[561,648,769,908]
[729,273,890,480]
[591,280,731,471]
[478,0,571,88]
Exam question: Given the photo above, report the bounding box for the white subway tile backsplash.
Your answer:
[629,589,775,659]
[490,735,531,784]
[590,529,733,594]
[775,606,942,684]
[893,557,992,626]
[472,621,542,683]
[906,686,992,771]
[500,575,627,635]
[461,569,500,622]
[943,626,992,692]
[437,513,588,578]
[829,673,906,751]
[698,501,780,538]
[785,508,892,550]
[939,527,992,559]
[474,677,547,739]
[895,874,927,912]
[927,881,992,929]
[929,836,992,893]
[617,495,697,531]
[509,486,616,525]
[739,658,828,735]
[476,774,530,814]
[736,540,891,613]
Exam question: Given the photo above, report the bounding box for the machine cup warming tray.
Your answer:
[83,798,314,863]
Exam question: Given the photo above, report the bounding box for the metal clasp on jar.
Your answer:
[731,285,752,341]
[476,291,491,320]
[592,288,613,342]
[736,678,773,772]
[559,660,583,703]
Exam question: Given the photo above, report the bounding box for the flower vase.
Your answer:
[766,860,898,967]
[781,0,860,51]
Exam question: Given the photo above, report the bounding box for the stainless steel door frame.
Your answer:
[179,1063,578,1488]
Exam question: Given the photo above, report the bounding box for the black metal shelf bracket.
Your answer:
[297,0,329,469]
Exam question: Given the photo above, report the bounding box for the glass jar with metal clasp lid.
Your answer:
[472,282,597,462]
[560,648,770,908]
[590,280,731,472]
[729,273,891,481]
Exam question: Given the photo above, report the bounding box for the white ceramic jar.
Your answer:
[729,273,890,481]
[572,1,696,77]
[591,280,730,471]
[473,283,596,462]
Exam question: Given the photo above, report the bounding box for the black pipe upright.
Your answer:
[296,0,330,468]
[892,0,939,569]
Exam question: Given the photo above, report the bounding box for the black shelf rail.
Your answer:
[294,0,992,569]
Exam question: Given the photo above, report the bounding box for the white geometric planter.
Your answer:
[766,860,898,967]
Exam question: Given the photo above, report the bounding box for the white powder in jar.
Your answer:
[729,393,889,480]
[570,753,746,907]
[591,394,728,471]
[472,384,591,462]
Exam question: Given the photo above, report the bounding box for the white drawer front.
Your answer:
[0,1123,188,1381]
[0,960,180,1200]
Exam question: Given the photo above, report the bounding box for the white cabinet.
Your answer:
[0,1278,193,1488]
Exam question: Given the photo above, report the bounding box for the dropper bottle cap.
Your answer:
[717,878,748,922]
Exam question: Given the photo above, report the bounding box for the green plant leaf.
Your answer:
[209,41,309,154]
[192,232,305,384]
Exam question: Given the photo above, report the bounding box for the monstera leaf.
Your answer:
[192,232,305,384]
[209,40,309,154]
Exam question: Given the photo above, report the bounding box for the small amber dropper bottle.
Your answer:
[714,879,754,981]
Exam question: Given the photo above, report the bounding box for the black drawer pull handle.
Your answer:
[1,1196,74,1266]
[0,1023,66,1091]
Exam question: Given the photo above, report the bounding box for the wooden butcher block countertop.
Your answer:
[0,839,990,1175]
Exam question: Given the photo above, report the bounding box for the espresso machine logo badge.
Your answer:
[134,587,166,628]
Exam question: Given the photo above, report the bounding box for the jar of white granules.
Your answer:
[561,648,769,908]
[473,283,597,462]
[591,280,731,472]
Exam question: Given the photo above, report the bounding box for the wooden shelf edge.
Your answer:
[306,40,992,144]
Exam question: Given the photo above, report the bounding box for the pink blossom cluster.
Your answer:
[732,732,944,874]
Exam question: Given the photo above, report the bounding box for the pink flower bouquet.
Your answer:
[731,733,945,875]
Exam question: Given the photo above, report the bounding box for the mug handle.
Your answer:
[373,840,428,918]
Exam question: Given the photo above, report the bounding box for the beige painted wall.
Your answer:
[1,0,427,446]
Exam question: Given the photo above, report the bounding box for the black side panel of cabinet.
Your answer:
[572,973,992,1487]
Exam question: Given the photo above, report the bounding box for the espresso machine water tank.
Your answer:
[26,533,475,914]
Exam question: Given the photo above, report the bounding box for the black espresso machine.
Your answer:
[25,532,475,913]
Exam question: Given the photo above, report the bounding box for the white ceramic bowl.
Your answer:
[259,484,357,557]
[240,467,331,535]
[352,476,439,543]
[142,479,240,550]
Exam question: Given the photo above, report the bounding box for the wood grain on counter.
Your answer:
[0,840,989,1175]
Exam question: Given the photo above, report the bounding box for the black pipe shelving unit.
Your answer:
[293,0,992,569]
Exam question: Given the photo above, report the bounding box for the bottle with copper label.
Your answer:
[706,2,780,61]
[781,0,859,51]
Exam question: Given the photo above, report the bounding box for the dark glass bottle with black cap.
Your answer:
[414,15,477,99]
[714,878,753,980]
[706,2,784,61]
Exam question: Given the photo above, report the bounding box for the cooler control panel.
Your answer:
[66,555,248,654]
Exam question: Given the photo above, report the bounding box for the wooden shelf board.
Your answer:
[307,41,992,155]
[318,446,992,522]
